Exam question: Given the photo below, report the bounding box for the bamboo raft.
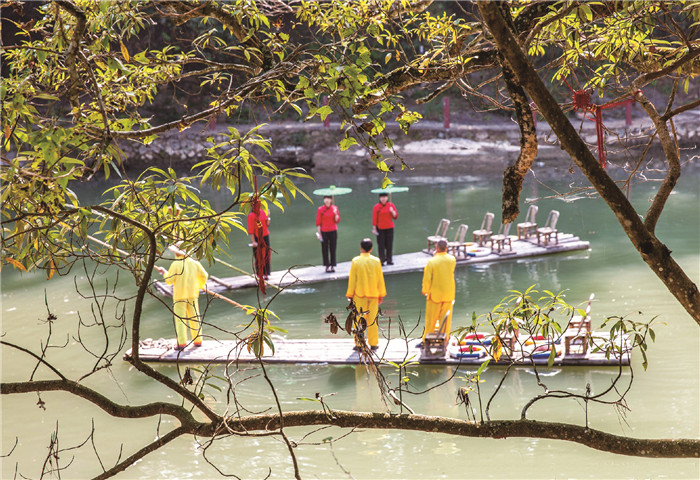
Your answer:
[154,234,590,296]
[124,333,630,366]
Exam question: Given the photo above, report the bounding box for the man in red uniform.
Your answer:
[247,203,271,279]
[371,193,398,265]
[316,195,340,272]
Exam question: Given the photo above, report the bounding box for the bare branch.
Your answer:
[661,98,700,121]
[1,340,66,381]
[93,426,189,480]
[1,379,200,427]
[634,90,681,234]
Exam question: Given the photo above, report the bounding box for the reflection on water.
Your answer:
[2,172,698,478]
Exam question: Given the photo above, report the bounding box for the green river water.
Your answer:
[2,167,699,479]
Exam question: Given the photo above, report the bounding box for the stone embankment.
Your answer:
[118,110,700,176]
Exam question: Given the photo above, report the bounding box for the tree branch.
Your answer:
[634,90,681,234]
[212,410,700,459]
[159,0,271,70]
[499,55,537,223]
[54,0,87,109]
[1,379,198,426]
[661,98,700,121]
[631,47,700,91]
[106,62,300,139]
[1,340,66,381]
[352,61,482,115]
[477,1,700,324]
[93,426,189,480]
[88,205,221,423]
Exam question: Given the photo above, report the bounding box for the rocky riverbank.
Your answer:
[117,110,700,177]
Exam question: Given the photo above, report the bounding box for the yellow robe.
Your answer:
[346,252,386,347]
[165,256,209,347]
[421,251,456,341]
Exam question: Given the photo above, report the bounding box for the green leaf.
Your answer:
[547,344,557,367]
[263,334,275,355]
[339,137,358,151]
[317,105,332,121]
[580,4,593,22]
[289,103,302,116]
[476,358,490,377]
[34,93,60,101]
[376,161,390,172]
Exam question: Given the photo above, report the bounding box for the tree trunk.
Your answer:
[500,56,538,223]
[477,3,700,324]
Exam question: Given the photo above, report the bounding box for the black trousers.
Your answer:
[321,230,337,267]
[252,234,271,276]
[377,228,394,264]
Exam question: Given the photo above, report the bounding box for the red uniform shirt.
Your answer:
[372,202,398,229]
[247,210,269,236]
[316,205,340,232]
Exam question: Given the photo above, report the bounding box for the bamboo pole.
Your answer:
[86,234,131,256]
[214,256,281,291]
[204,288,249,311]
[85,234,279,295]
[214,256,251,276]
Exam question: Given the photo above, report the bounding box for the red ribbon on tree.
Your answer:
[251,176,269,295]
[564,78,637,169]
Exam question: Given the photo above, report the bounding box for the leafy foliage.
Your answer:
[1,2,698,477]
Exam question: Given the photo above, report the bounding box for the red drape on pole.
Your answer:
[251,177,268,295]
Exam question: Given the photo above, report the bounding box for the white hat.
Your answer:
[167,241,187,257]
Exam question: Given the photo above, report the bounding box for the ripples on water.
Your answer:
[2,174,698,479]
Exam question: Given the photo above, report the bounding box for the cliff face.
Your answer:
[116,112,700,176]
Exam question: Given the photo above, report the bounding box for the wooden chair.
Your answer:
[427,218,450,252]
[517,205,538,240]
[568,293,594,335]
[565,293,594,356]
[472,212,494,246]
[447,224,469,257]
[490,222,513,253]
[536,210,560,246]
[421,302,453,360]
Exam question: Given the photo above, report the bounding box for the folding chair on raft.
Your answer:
[517,205,538,240]
[472,212,494,246]
[564,293,594,356]
[421,302,453,360]
[536,210,560,246]
[489,222,513,253]
[427,218,450,252]
[447,224,469,257]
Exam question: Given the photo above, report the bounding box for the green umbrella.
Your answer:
[370,185,410,194]
[312,185,353,196]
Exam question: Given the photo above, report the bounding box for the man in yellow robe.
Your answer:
[421,239,456,344]
[346,238,386,350]
[156,242,209,350]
